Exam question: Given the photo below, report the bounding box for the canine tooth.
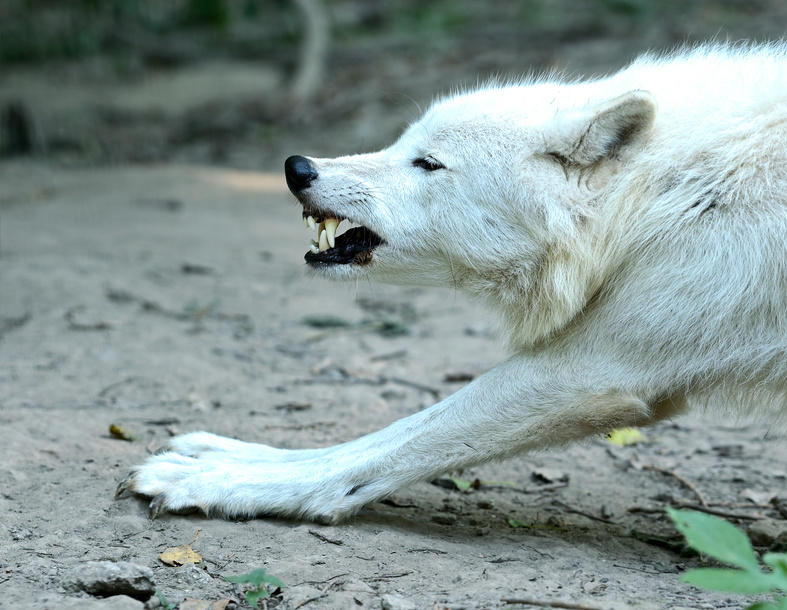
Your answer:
[303,216,309,228]
[319,229,329,251]
[307,216,316,230]
[324,218,339,248]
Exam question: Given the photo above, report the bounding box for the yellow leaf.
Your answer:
[159,530,203,566]
[606,427,648,446]
[109,423,139,442]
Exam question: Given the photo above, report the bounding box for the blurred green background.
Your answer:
[1,0,785,169]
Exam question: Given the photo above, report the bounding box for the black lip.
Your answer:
[304,226,383,266]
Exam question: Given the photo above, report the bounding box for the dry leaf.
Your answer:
[159,530,203,566]
[109,423,139,442]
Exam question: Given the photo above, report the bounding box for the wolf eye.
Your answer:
[412,157,445,171]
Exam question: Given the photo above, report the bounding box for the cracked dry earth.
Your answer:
[1,162,786,610]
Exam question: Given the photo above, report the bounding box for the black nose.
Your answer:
[284,155,318,194]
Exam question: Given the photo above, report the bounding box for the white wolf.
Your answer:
[118,44,787,523]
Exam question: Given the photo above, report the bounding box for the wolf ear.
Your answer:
[549,90,656,166]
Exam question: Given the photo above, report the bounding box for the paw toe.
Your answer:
[148,493,168,519]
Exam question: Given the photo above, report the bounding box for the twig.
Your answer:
[308,530,344,545]
[710,501,771,509]
[293,573,349,587]
[628,503,765,520]
[297,374,441,398]
[292,579,341,609]
[484,481,568,495]
[262,421,336,431]
[98,376,163,399]
[642,464,708,507]
[672,502,765,520]
[552,500,616,525]
[366,572,412,582]
[386,376,441,398]
[611,563,663,574]
[65,306,113,331]
[522,545,554,560]
[501,597,604,609]
[370,350,408,361]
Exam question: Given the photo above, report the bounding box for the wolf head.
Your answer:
[286,84,656,345]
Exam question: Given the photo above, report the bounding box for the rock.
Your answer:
[747,518,787,547]
[432,513,457,526]
[62,561,156,600]
[381,594,417,610]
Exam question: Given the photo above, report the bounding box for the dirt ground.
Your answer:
[1,160,786,610]
[3,4,787,607]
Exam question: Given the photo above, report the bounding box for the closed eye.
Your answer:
[412,157,446,171]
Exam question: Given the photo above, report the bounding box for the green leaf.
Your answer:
[155,591,176,610]
[245,589,268,605]
[667,508,760,570]
[225,567,281,586]
[508,518,533,528]
[682,568,777,593]
[450,476,473,492]
[763,553,787,585]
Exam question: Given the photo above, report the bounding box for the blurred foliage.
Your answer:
[0,0,762,65]
[0,0,298,63]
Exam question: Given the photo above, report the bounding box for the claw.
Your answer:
[115,477,132,499]
[149,493,168,520]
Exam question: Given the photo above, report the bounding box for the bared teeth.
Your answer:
[303,215,342,252]
[324,218,339,248]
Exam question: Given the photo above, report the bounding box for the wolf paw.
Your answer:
[116,449,359,521]
[116,453,209,517]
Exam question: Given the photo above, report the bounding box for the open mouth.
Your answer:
[302,209,384,266]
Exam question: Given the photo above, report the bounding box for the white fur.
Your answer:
[120,44,787,522]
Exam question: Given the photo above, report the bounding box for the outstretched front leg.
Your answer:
[150,431,341,463]
[116,354,669,523]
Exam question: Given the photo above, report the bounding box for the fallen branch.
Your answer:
[671,502,765,520]
[261,421,336,431]
[308,530,344,545]
[628,503,765,520]
[366,572,412,582]
[501,597,604,609]
[552,500,616,525]
[642,464,708,507]
[292,579,340,609]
